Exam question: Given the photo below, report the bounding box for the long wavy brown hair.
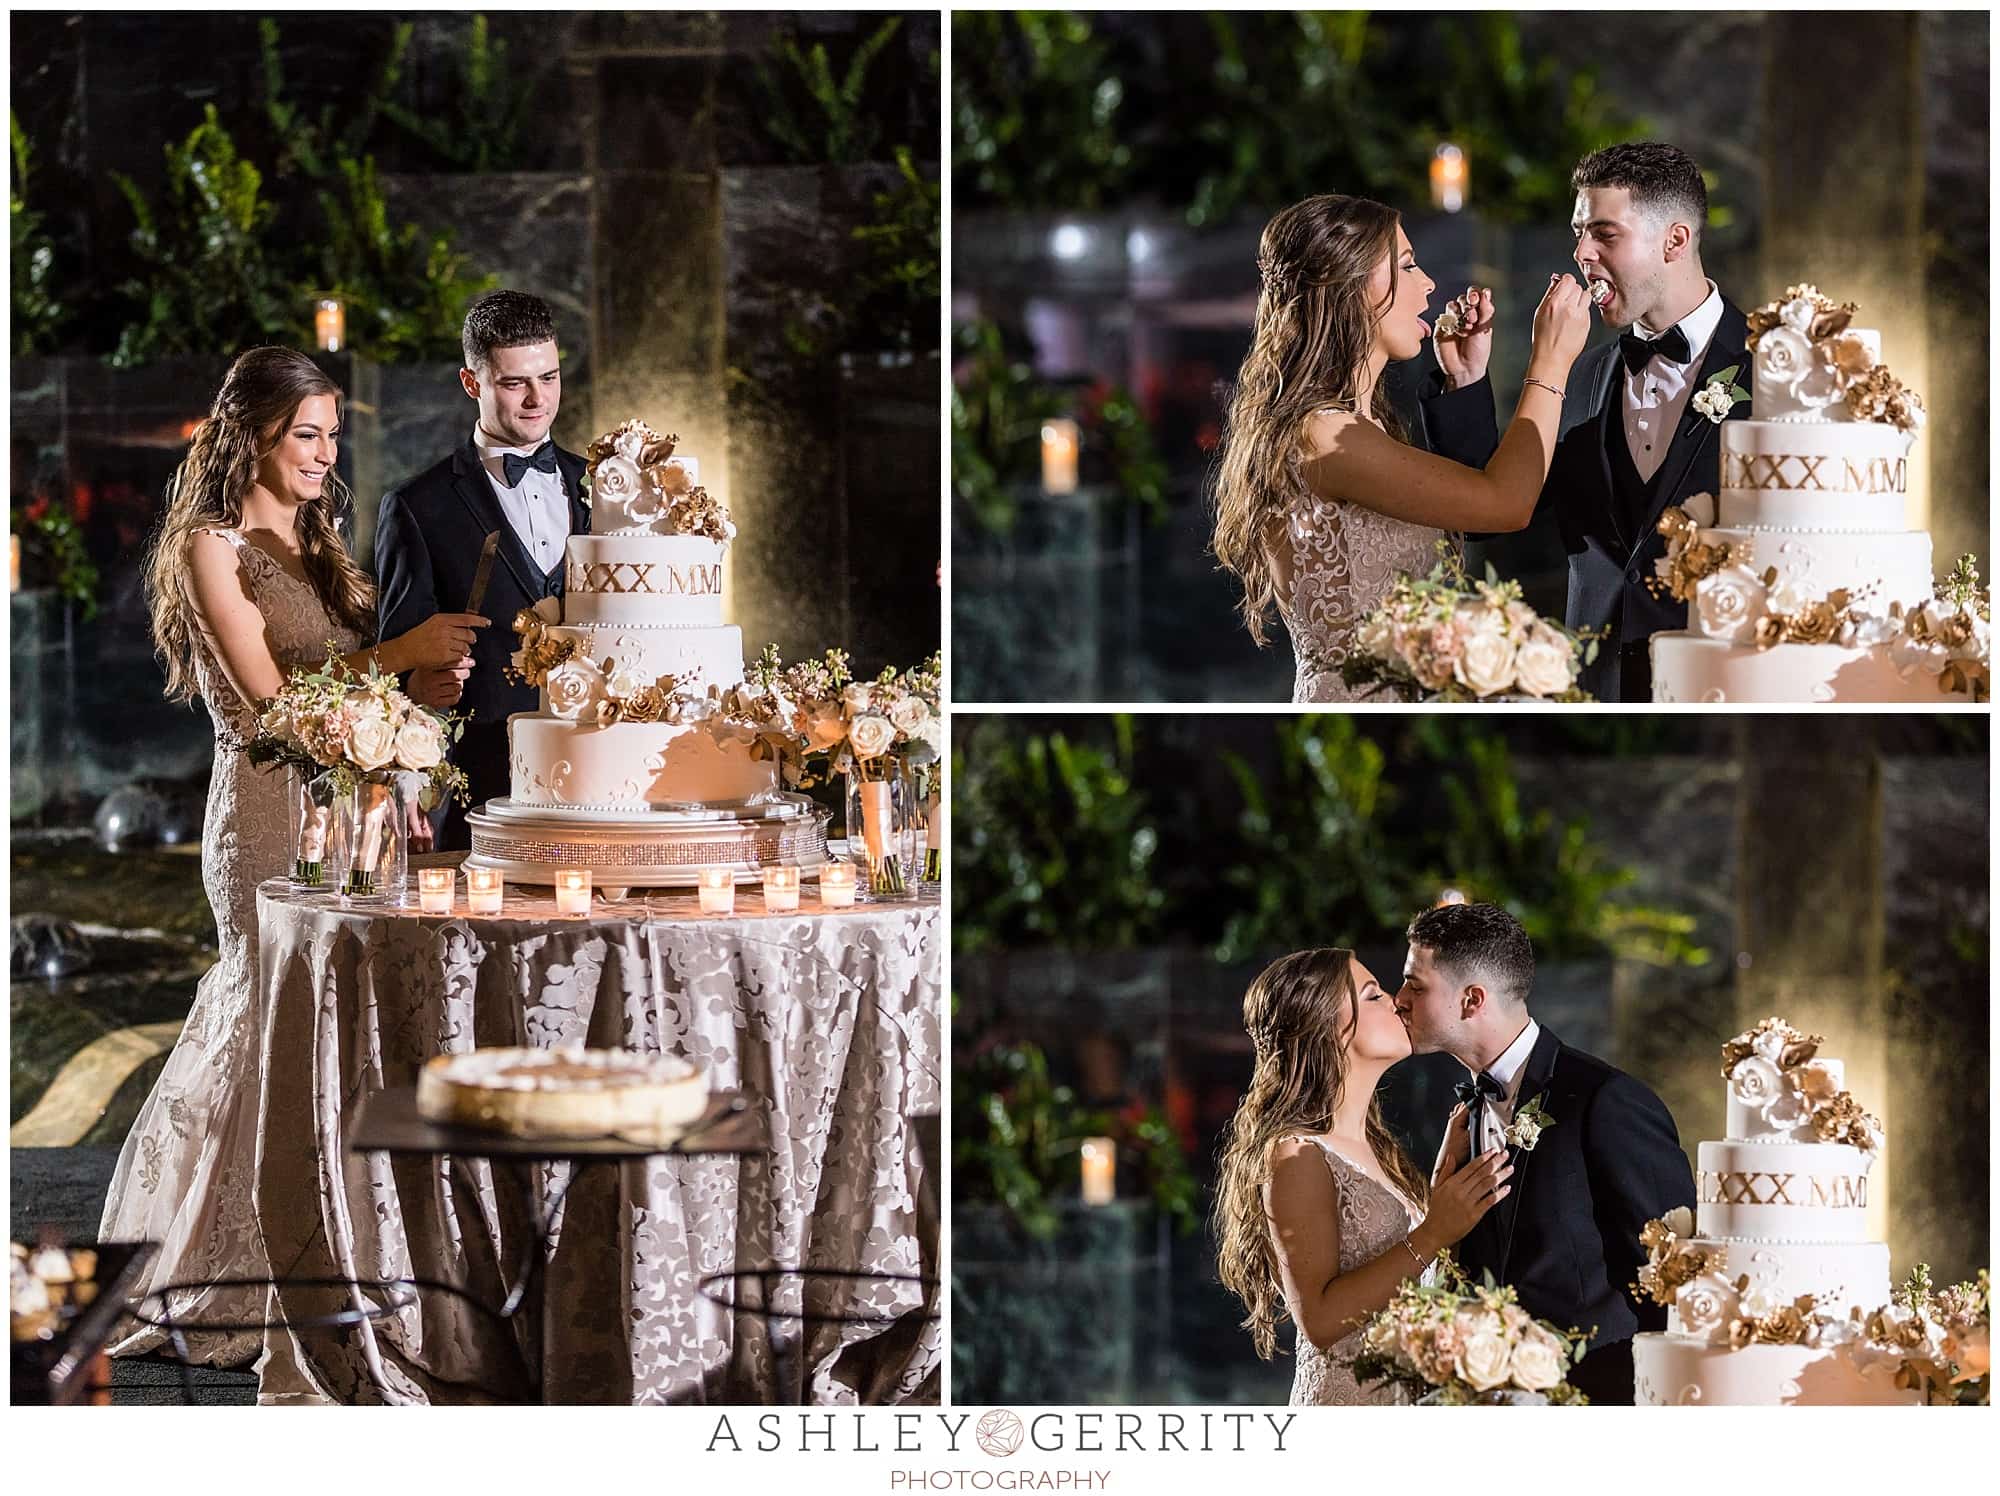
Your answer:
[1213,947,1429,1360]
[1211,194,1410,645]
[146,347,377,703]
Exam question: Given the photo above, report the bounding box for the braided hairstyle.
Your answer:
[1212,947,1429,1360]
[146,346,377,702]
[1211,194,1409,645]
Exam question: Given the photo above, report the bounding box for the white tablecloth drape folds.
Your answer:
[247,879,941,1405]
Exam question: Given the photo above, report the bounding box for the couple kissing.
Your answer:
[1215,901,1695,1405]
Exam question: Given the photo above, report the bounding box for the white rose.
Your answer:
[1508,1335,1564,1393]
[1765,1087,1811,1128]
[1456,1331,1512,1392]
[1357,611,1395,659]
[1779,295,1818,334]
[1752,1026,1789,1062]
[1847,612,1900,648]
[1682,491,1718,528]
[914,714,944,755]
[591,455,644,525]
[1694,566,1771,644]
[848,713,896,759]
[1729,1055,1784,1111]
[1756,326,1814,388]
[1512,633,1575,697]
[393,717,443,771]
[1506,1114,1543,1149]
[258,703,294,742]
[348,713,397,771]
[1452,614,1518,696]
[604,663,651,701]
[888,695,930,733]
[1662,1206,1695,1238]
[613,428,647,463]
[546,656,608,721]
[1737,1283,1782,1320]
[842,682,875,713]
[804,706,848,751]
[1691,384,1732,423]
[624,474,666,524]
[1676,1274,1739,1338]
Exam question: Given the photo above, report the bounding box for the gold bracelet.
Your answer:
[1523,376,1565,400]
[1402,1236,1428,1271]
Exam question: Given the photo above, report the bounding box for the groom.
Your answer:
[1395,901,1694,1405]
[1419,141,1752,701]
[375,289,588,850]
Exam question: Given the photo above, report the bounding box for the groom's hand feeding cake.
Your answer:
[1648,287,1989,702]
[463,419,830,887]
[1629,1017,1920,1405]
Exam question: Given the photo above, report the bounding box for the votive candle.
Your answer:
[819,862,857,908]
[554,868,591,915]
[1040,418,1080,495]
[466,866,504,914]
[417,867,454,913]
[763,864,801,913]
[697,866,735,914]
[1081,1137,1117,1205]
[315,297,346,352]
[8,534,19,593]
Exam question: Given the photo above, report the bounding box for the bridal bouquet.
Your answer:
[1347,1252,1591,1404]
[246,654,469,810]
[1340,546,1599,703]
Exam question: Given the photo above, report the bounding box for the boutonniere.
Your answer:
[1690,366,1749,425]
[1504,1093,1555,1151]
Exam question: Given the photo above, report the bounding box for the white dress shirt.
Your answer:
[472,423,570,575]
[1623,280,1724,481]
[1475,1017,1542,1153]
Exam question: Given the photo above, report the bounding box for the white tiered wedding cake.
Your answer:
[1631,1018,1920,1405]
[1649,287,1988,703]
[464,420,828,888]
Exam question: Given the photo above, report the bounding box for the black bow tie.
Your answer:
[1455,1071,1509,1156]
[500,442,559,488]
[1618,325,1693,374]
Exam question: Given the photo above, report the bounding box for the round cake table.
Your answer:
[242,854,940,1405]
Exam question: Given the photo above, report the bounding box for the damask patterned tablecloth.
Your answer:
[246,867,941,1405]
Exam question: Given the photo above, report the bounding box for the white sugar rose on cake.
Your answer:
[1648,286,1988,702]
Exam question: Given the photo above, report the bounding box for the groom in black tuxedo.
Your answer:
[1417,142,1751,701]
[1396,901,1694,1406]
[375,290,588,851]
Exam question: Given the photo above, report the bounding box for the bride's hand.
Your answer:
[1433,285,1494,390]
[1529,273,1592,379]
[1433,1102,1473,1186]
[1415,1148,1513,1252]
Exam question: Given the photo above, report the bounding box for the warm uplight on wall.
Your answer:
[1430,144,1468,214]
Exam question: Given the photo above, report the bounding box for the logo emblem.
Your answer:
[975,1409,1024,1457]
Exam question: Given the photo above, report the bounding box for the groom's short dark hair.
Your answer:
[462,290,558,372]
[1406,902,1535,1007]
[1571,141,1708,242]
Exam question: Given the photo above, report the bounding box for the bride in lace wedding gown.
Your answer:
[100,348,484,1370]
[1210,194,1591,701]
[1212,948,1513,1405]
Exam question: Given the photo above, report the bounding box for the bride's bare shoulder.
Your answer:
[1300,406,1387,463]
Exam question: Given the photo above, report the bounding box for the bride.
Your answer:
[1213,947,1512,1405]
[100,346,485,1368]
[1210,193,1592,702]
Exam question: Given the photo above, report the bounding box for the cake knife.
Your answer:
[464,530,501,615]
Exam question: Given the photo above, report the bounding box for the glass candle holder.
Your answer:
[554,868,592,915]
[417,867,454,913]
[819,861,858,908]
[763,864,801,913]
[1080,1136,1117,1205]
[697,866,735,914]
[466,866,503,914]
